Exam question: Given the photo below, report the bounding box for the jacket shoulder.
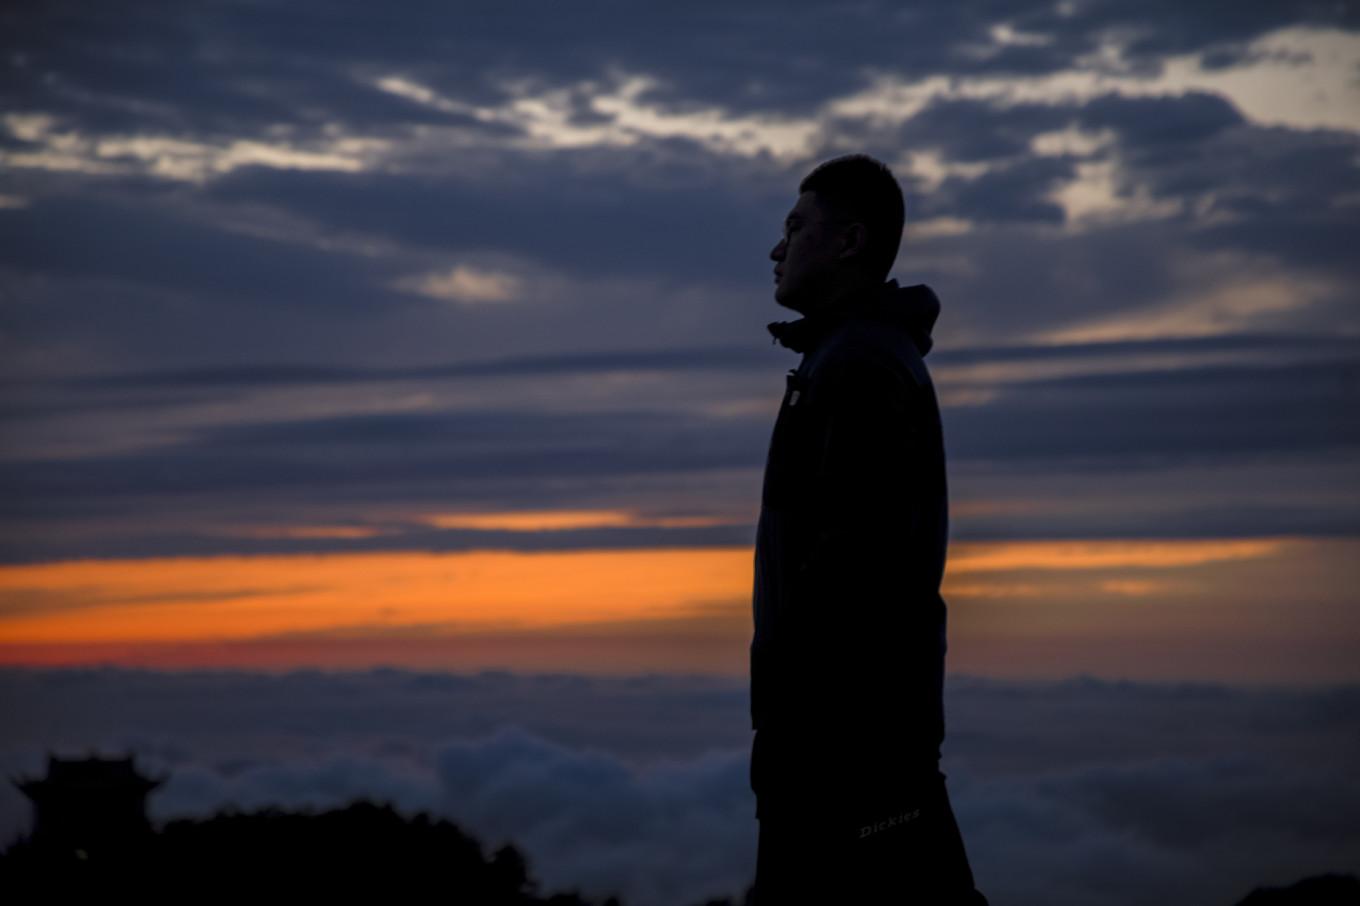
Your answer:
[811,319,931,392]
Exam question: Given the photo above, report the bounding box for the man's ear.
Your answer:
[837,221,868,261]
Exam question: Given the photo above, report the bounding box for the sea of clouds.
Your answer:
[2,667,1356,906]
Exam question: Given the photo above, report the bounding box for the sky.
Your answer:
[0,0,1357,683]
[2,2,1359,902]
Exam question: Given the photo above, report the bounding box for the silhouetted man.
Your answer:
[749,154,987,903]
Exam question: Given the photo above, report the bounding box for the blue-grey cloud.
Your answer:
[6,331,1344,392]
[1,407,762,502]
[2,668,1357,906]
[0,193,402,309]
[948,358,1360,465]
[2,332,1356,562]
[1077,91,1246,148]
[5,1,1353,137]
[199,154,784,284]
[928,154,1078,224]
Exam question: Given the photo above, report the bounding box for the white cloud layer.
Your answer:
[0,114,385,183]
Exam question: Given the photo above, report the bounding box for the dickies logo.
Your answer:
[859,807,921,839]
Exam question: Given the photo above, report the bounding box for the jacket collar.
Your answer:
[767,279,941,357]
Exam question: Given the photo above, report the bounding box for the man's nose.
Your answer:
[770,239,785,261]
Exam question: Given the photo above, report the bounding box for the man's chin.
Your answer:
[773,287,805,314]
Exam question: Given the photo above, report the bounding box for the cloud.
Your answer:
[8,2,1353,134]
[431,726,752,905]
[396,265,525,305]
[0,113,386,183]
[1,330,1355,562]
[193,151,784,284]
[945,357,1360,465]
[416,509,741,532]
[1,668,1357,906]
[0,193,398,310]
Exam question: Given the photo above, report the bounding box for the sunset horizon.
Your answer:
[2,533,1356,684]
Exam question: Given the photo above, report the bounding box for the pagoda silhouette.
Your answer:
[9,750,168,862]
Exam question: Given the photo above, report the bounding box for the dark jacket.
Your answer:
[750,278,950,826]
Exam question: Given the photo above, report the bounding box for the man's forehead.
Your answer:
[785,191,824,222]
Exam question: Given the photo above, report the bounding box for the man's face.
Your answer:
[769,191,850,314]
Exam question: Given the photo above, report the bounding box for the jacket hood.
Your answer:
[767,279,941,357]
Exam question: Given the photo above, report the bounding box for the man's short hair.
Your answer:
[798,154,905,283]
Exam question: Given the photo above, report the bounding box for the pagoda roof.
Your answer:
[11,751,169,794]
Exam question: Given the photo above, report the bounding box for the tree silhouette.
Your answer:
[0,795,761,904]
[0,798,625,903]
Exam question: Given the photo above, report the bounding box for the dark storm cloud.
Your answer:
[1,2,529,135]
[201,153,783,283]
[950,479,1360,541]
[2,334,1355,562]
[989,0,1359,80]
[1066,100,1360,275]
[5,90,1354,331]
[0,523,758,566]
[1076,91,1246,148]
[924,154,1077,224]
[1167,128,1360,270]
[0,343,770,426]
[10,331,1342,393]
[174,90,1355,288]
[8,92,1348,353]
[1,330,1351,437]
[937,331,1360,366]
[1197,39,1318,71]
[1196,212,1359,278]
[2,668,1357,905]
[893,89,1359,246]
[947,358,1360,466]
[68,345,770,389]
[1074,0,1360,62]
[5,0,1352,141]
[0,407,766,517]
[10,351,1351,484]
[906,214,1352,346]
[0,193,399,310]
[892,97,1071,163]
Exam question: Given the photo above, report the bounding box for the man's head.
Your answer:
[770,154,905,314]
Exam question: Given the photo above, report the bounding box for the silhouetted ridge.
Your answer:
[0,798,625,904]
[1,796,757,905]
[1234,873,1360,905]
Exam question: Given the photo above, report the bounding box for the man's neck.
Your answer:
[797,272,880,319]
[768,275,895,354]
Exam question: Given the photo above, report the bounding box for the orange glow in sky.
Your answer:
[1,536,1356,682]
[0,548,752,643]
[418,509,742,531]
